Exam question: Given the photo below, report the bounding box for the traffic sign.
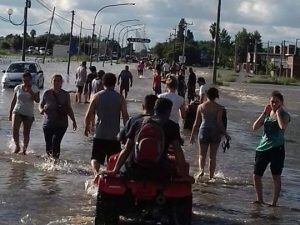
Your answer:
[127,38,151,43]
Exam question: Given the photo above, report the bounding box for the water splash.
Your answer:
[20,214,38,225]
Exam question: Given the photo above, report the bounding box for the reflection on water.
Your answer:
[40,174,60,195]
[0,61,299,224]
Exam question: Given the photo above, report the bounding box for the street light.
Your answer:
[121,28,142,58]
[117,24,144,46]
[89,3,135,66]
[110,19,140,65]
[112,19,139,42]
[7,0,31,61]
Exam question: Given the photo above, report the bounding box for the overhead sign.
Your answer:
[127,38,151,43]
[179,55,186,63]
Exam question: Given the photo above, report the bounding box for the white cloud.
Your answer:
[1,0,300,45]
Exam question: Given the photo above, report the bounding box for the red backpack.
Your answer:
[134,118,165,167]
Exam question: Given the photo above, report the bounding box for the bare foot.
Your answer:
[194,170,204,182]
[14,147,20,154]
[252,200,265,205]
[268,203,277,207]
[93,174,100,186]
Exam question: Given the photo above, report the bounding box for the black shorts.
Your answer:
[92,138,121,165]
[76,85,84,94]
[254,145,285,176]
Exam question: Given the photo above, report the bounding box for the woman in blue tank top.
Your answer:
[190,87,226,180]
[252,91,290,207]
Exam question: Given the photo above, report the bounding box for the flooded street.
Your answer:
[0,58,299,225]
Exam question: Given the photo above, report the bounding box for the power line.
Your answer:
[34,0,93,31]
[0,15,9,22]
[28,17,52,26]
[53,18,65,33]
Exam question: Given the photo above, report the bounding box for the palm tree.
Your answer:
[209,22,217,40]
[30,29,36,40]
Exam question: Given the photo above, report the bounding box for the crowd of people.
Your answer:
[8,60,291,208]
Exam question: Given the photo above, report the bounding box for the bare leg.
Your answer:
[209,142,220,179]
[91,159,101,185]
[119,87,124,97]
[12,114,22,153]
[22,119,33,154]
[91,159,101,176]
[253,174,264,204]
[199,142,209,177]
[270,175,281,206]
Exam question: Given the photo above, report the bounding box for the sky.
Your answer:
[1,0,300,47]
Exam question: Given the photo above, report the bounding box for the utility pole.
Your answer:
[97,25,102,62]
[283,40,286,77]
[173,27,177,63]
[234,42,238,72]
[265,41,269,75]
[254,39,257,74]
[182,22,193,64]
[103,25,112,67]
[212,0,221,84]
[77,21,82,62]
[279,41,283,77]
[67,10,75,75]
[22,0,30,61]
[43,6,55,64]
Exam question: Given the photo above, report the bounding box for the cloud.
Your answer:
[1,0,300,45]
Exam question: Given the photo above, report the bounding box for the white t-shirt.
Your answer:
[13,84,39,117]
[162,63,170,72]
[75,66,87,86]
[199,84,208,101]
[91,78,103,95]
[158,92,185,124]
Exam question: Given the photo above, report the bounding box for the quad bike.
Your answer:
[95,154,193,225]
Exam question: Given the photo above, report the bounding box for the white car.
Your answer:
[1,61,44,89]
[39,47,46,55]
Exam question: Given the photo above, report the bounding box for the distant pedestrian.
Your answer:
[91,70,105,98]
[162,61,170,77]
[39,74,77,160]
[75,61,87,103]
[180,64,186,76]
[177,72,187,98]
[9,72,40,154]
[158,76,186,125]
[84,66,97,103]
[187,67,196,103]
[197,77,208,104]
[153,64,162,95]
[84,73,129,182]
[118,65,133,99]
[252,91,290,206]
[137,61,145,77]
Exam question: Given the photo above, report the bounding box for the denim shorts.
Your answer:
[198,127,221,144]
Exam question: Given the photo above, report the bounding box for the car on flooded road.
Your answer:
[1,61,44,89]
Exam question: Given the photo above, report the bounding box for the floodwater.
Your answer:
[0,57,299,225]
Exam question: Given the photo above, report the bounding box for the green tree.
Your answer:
[186,29,194,43]
[209,22,217,40]
[1,42,10,49]
[30,29,36,40]
[177,18,186,42]
[219,28,233,67]
[12,35,23,50]
[235,28,250,63]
